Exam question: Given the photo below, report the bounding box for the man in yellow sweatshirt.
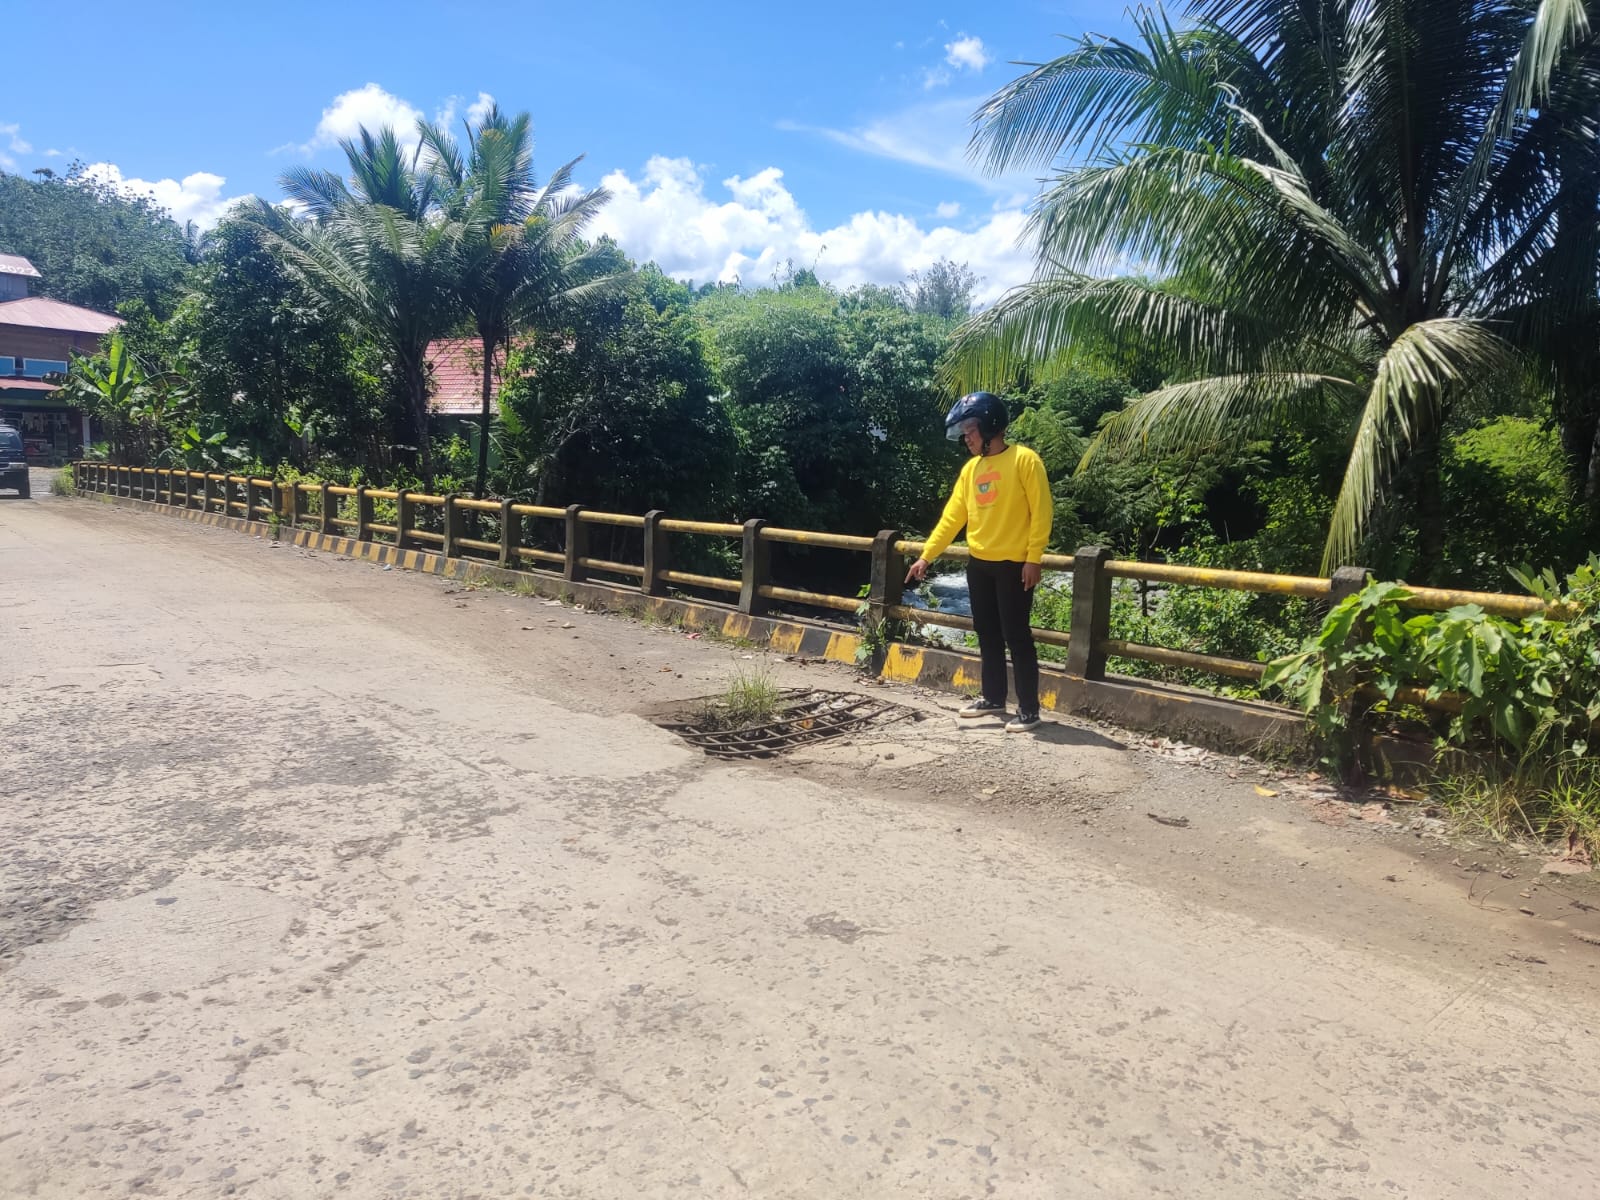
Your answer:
[906,391,1053,732]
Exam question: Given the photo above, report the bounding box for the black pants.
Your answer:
[966,557,1039,713]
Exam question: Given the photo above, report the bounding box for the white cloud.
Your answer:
[81,162,252,231]
[921,66,952,90]
[286,85,499,162]
[588,156,1032,304]
[466,92,496,127]
[782,95,1039,196]
[1,121,32,170]
[945,34,992,72]
[303,83,424,153]
[935,201,962,218]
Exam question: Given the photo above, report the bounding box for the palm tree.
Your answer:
[247,127,465,481]
[946,0,1600,577]
[419,105,618,498]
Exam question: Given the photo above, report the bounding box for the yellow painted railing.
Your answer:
[73,462,1566,716]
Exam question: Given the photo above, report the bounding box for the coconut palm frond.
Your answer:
[1084,371,1361,470]
[1323,319,1520,569]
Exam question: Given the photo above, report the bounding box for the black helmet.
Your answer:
[945,391,1008,442]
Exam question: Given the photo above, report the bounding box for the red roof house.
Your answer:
[0,293,123,463]
[427,337,502,418]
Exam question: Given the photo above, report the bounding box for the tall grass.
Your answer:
[1432,754,1600,858]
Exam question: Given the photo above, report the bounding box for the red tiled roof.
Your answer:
[427,337,504,416]
[0,377,61,392]
[0,254,41,279]
[0,296,122,335]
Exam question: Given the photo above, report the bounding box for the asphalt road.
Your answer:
[3,482,1599,1199]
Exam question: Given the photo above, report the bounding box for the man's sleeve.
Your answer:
[1024,453,1054,563]
[920,467,971,562]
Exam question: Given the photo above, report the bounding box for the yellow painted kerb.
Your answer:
[881,644,925,683]
[767,625,805,655]
[822,631,861,664]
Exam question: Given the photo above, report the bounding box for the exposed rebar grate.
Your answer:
[655,688,919,759]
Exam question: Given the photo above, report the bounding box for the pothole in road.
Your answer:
[649,688,923,760]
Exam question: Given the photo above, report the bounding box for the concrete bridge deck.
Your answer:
[3,477,1599,1199]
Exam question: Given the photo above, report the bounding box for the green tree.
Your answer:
[0,162,193,317]
[247,127,465,481]
[169,218,394,468]
[496,278,734,516]
[703,282,955,535]
[61,330,232,468]
[419,105,618,497]
[901,258,979,321]
[947,1,1600,580]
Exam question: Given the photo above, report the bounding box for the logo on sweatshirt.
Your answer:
[974,469,1001,507]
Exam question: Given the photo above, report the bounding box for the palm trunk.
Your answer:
[403,356,434,486]
[474,333,494,499]
[1411,427,1445,585]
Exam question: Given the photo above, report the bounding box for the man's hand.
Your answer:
[1021,562,1042,590]
[905,558,930,584]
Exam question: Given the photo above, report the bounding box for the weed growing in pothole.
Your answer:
[701,663,781,728]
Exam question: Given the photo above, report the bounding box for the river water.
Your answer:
[899,570,1071,642]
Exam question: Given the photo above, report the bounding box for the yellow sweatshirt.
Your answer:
[921,443,1054,564]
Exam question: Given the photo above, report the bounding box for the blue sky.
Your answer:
[2,1,1136,301]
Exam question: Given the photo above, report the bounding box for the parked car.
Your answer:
[0,424,30,497]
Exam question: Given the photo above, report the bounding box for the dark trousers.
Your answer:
[966,557,1040,713]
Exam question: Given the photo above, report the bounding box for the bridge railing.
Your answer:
[74,462,1561,717]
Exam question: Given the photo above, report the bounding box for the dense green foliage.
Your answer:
[496,271,733,516]
[949,0,1600,584]
[0,164,194,317]
[1263,563,1600,847]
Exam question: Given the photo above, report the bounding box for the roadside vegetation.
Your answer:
[5,0,1596,847]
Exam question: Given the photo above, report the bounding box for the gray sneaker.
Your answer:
[959,697,1007,718]
[1005,711,1042,733]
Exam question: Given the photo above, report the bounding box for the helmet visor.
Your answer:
[947,418,976,443]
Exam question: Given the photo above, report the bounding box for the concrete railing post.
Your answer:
[1328,563,1376,760]
[354,486,372,541]
[315,482,332,534]
[498,498,516,568]
[739,519,770,616]
[642,509,669,596]
[442,494,462,558]
[395,489,413,550]
[243,477,256,522]
[1066,545,1113,680]
[563,504,589,583]
[1329,565,1368,605]
[182,471,193,509]
[867,529,904,631]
